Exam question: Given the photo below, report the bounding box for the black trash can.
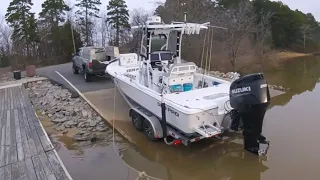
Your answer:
[13,70,21,80]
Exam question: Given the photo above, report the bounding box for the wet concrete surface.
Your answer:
[56,135,139,180]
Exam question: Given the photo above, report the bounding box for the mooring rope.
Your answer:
[111,84,163,180]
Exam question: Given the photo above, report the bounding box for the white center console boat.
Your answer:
[106,16,271,156]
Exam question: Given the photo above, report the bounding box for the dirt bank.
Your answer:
[276,51,313,60]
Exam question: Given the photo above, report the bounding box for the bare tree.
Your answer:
[125,8,152,52]
[89,16,99,46]
[255,12,274,70]
[98,12,116,47]
[0,16,12,55]
[99,13,108,47]
[131,8,150,26]
[154,0,214,23]
[214,1,257,71]
[301,24,317,52]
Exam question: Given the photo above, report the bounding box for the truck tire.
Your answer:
[84,70,91,82]
[131,110,143,131]
[143,120,157,141]
[72,63,79,74]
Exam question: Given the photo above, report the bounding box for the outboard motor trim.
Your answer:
[229,73,271,156]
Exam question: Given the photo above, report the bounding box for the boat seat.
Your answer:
[164,62,197,77]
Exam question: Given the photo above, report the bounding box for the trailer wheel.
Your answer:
[131,111,143,131]
[143,120,157,141]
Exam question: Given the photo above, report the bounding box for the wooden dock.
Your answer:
[0,85,72,180]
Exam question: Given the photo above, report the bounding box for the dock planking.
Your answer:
[0,85,72,180]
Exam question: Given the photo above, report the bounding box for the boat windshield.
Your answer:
[150,52,173,61]
[151,35,167,52]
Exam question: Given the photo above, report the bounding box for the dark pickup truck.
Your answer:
[72,46,110,82]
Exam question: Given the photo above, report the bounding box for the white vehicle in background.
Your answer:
[72,46,112,82]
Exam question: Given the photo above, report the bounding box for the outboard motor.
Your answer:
[229,73,271,156]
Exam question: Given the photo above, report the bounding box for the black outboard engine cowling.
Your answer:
[229,73,271,156]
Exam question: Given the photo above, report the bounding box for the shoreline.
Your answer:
[276,51,314,60]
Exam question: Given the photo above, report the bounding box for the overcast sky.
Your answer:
[0,0,319,21]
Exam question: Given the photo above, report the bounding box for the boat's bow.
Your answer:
[106,53,140,77]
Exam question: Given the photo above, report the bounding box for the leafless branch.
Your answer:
[255,12,274,54]
[212,1,258,71]
[253,11,274,70]
[130,8,150,27]
[0,16,12,55]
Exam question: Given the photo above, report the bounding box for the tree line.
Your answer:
[1,0,131,69]
[0,0,319,72]
[154,0,320,71]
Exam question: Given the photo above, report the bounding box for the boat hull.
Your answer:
[113,76,229,135]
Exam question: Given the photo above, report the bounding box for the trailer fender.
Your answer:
[145,116,164,139]
[130,108,164,139]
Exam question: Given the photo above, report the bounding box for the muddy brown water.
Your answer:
[55,56,320,180]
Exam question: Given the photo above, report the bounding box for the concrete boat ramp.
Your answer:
[0,83,72,180]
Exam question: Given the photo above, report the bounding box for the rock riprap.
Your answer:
[27,80,110,142]
[197,69,290,92]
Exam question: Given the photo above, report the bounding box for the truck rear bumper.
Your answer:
[89,60,108,75]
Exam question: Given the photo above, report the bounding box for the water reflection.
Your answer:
[266,56,320,107]
[55,132,138,180]
[120,134,269,180]
[55,125,269,180]
[56,131,128,154]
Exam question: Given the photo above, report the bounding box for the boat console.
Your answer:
[150,51,175,70]
[229,73,271,156]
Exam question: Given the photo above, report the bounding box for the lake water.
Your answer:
[56,56,320,180]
